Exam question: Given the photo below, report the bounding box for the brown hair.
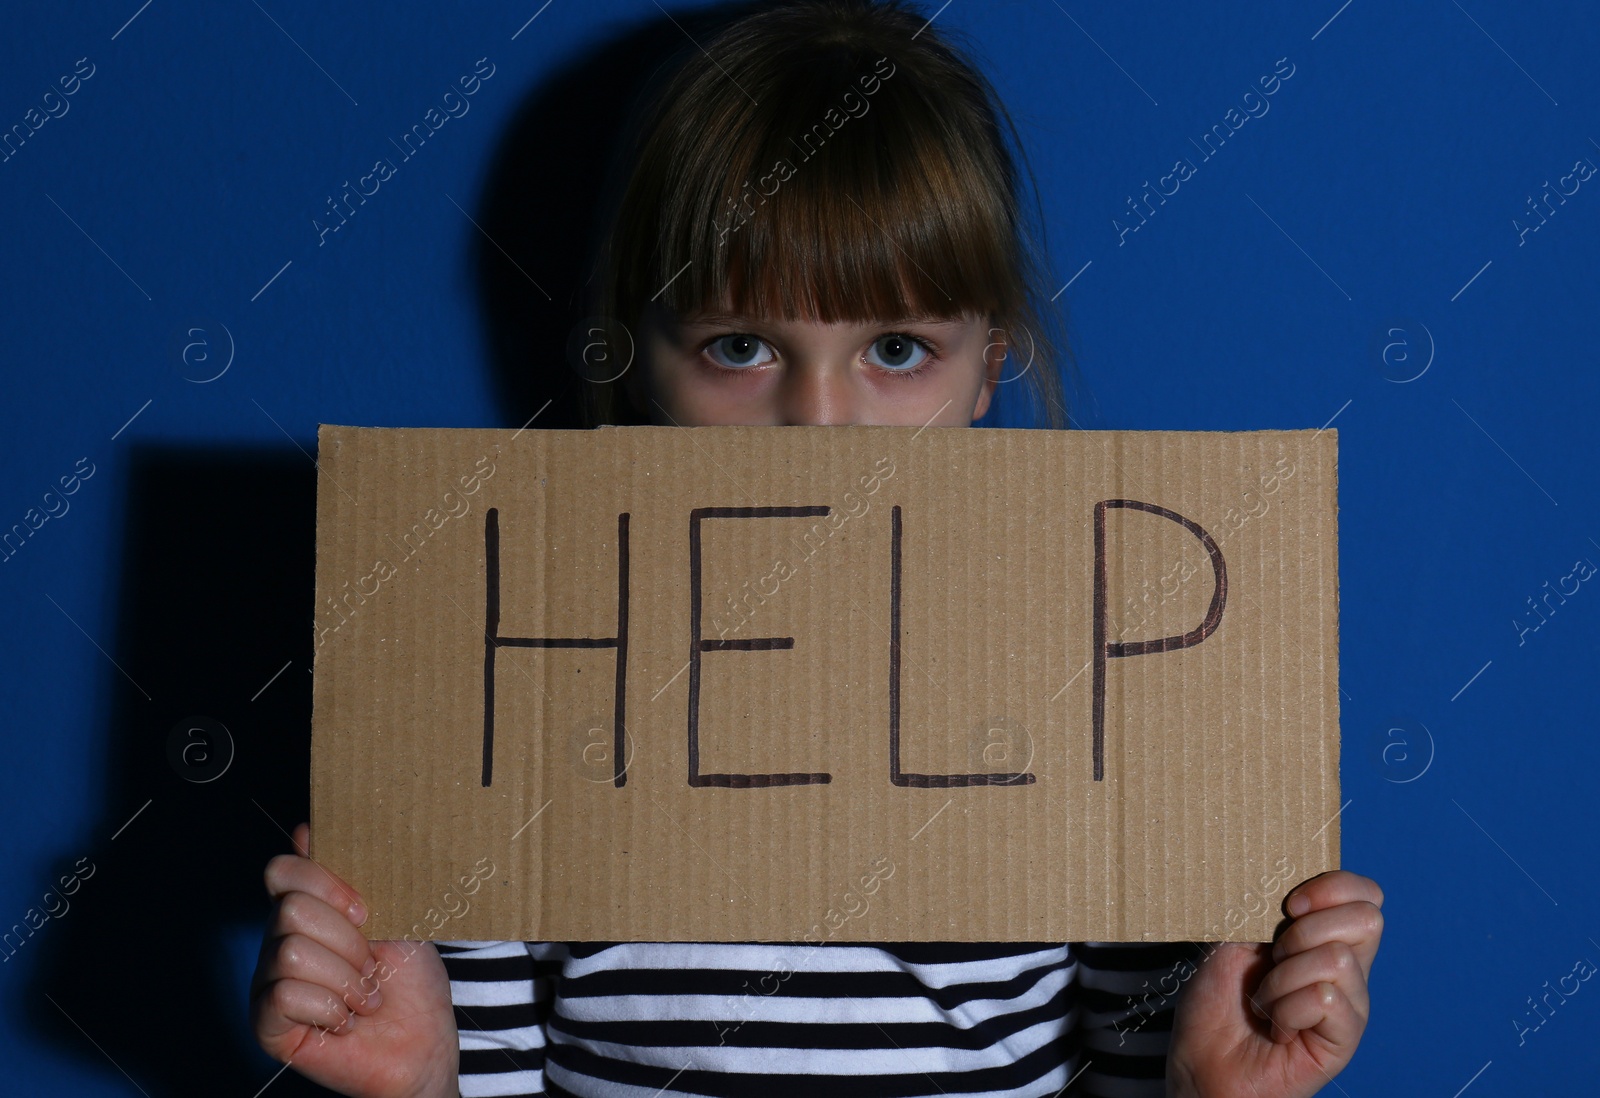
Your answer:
[579,0,1073,430]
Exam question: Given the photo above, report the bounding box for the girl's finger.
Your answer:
[264,845,366,928]
[1261,979,1364,1052]
[251,975,358,1051]
[256,931,382,1016]
[1284,870,1383,918]
[266,890,376,979]
[1254,940,1370,1024]
[1272,899,1383,974]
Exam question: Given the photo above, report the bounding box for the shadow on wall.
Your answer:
[20,7,762,1094]
[22,446,324,1093]
[475,1,773,432]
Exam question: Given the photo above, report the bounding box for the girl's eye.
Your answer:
[865,333,931,373]
[698,330,936,376]
[705,334,775,369]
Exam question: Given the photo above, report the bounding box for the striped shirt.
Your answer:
[436,940,1205,1098]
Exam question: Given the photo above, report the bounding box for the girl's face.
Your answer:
[632,304,1003,428]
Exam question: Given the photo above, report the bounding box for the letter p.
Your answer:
[1091,499,1228,780]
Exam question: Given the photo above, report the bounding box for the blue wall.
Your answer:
[2,1,1596,1093]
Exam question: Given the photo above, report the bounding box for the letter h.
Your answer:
[480,507,629,787]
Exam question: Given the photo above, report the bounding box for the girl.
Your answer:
[250,3,1384,1096]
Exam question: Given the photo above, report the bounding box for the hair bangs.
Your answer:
[649,53,1019,328]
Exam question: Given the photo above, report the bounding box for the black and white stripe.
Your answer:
[436,940,1200,1098]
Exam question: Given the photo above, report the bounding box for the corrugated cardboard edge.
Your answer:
[307,423,330,866]
[1329,427,1342,872]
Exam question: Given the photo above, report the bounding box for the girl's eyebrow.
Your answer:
[678,312,970,328]
[674,313,750,327]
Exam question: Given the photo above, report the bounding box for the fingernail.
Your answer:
[1251,998,1267,1020]
[348,899,367,926]
[1287,893,1310,916]
[361,955,377,979]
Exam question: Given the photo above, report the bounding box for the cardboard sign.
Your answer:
[309,424,1340,943]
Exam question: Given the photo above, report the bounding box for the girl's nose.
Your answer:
[779,362,856,426]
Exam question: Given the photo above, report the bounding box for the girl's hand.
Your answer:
[250,822,460,1098]
[1165,870,1384,1098]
